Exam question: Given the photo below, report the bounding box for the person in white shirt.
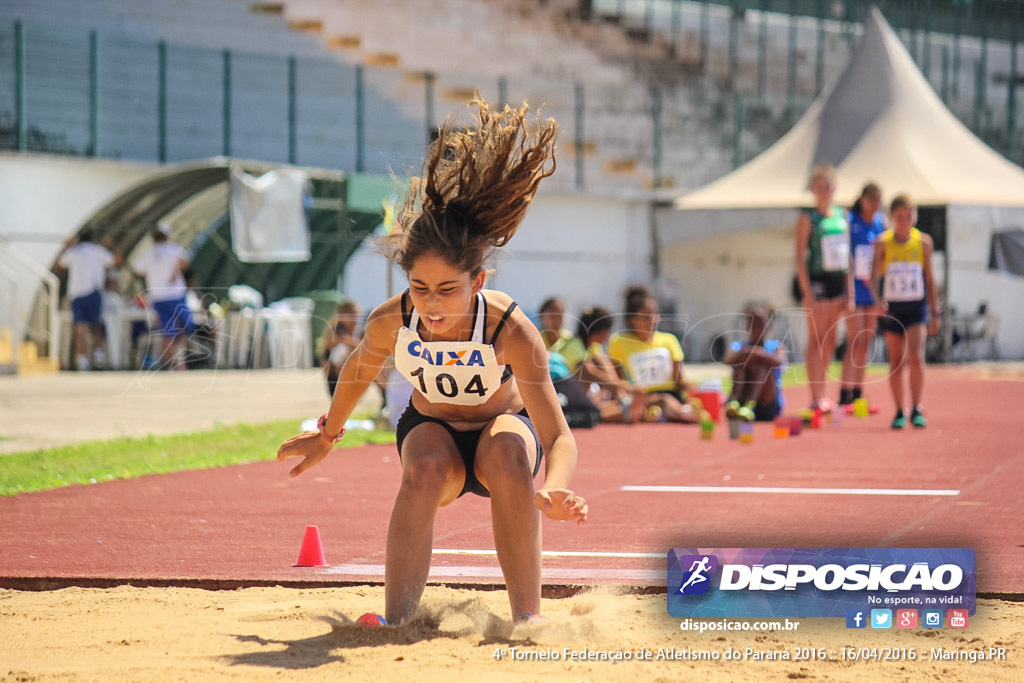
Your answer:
[56,229,122,370]
[132,221,196,370]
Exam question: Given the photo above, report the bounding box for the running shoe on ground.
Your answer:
[724,400,740,418]
[355,612,389,627]
[910,407,927,428]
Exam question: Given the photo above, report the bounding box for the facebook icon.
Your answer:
[845,609,867,629]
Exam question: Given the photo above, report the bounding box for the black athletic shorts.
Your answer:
[878,301,928,336]
[809,272,847,301]
[753,395,782,422]
[395,404,543,498]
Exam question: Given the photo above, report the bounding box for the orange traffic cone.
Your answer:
[294,525,329,567]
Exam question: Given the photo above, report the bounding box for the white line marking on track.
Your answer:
[621,485,960,496]
[433,549,663,559]
[321,564,663,581]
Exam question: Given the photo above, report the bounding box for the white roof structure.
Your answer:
[673,6,1024,210]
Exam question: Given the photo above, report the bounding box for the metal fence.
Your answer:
[1,5,1020,194]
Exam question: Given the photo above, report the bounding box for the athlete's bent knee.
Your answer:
[477,431,532,485]
[401,451,459,493]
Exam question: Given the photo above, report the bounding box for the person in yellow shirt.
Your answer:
[608,286,696,423]
[871,194,940,429]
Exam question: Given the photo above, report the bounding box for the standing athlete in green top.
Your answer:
[794,163,854,412]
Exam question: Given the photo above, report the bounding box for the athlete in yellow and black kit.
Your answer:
[871,195,940,430]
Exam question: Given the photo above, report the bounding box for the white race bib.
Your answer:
[883,262,925,302]
[821,233,850,272]
[626,348,674,389]
[394,327,504,406]
[854,244,874,281]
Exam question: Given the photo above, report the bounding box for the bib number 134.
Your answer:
[409,367,487,399]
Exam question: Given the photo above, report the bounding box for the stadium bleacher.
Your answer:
[0,0,1019,194]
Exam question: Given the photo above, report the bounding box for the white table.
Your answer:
[251,307,313,370]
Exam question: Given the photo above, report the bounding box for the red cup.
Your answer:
[691,391,722,422]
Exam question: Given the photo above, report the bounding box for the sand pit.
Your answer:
[1,585,1021,681]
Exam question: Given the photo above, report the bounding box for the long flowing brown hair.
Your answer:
[381,95,557,276]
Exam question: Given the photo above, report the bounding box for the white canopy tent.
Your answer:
[655,6,1024,361]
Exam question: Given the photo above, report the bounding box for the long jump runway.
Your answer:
[1,365,1021,595]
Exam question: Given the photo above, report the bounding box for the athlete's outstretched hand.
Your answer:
[535,488,588,524]
[276,431,333,478]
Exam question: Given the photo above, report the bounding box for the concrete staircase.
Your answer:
[272,0,752,192]
[0,328,58,375]
[0,0,875,194]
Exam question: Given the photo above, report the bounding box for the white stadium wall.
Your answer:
[0,153,157,266]
[659,222,809,362]
[658,205,1024,361]
[342,192,655,323]
[2,153,654,344]
[946,205,1024,360]
[0,154,157,359]
[4,153,1021,362]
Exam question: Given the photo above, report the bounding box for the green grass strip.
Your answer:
[694,362,888,397]
[0,419,395,497]
[2,361,887,497]
[780,361,889,388]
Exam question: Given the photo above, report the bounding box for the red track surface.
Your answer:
[1,366,1021,595]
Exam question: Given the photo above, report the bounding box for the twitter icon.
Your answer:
[870,609,892,629]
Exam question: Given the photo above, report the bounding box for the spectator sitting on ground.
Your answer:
[607,285,697,423]
[547,352,602,428]
[537,296,573,356]
[722,304,787,422]
[558,305,647,423]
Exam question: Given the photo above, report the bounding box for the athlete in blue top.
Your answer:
[840,183,885,408]
[723,304,787,422]
[277,97,587,627]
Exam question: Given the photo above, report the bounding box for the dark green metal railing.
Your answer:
[2,6,1021,191]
